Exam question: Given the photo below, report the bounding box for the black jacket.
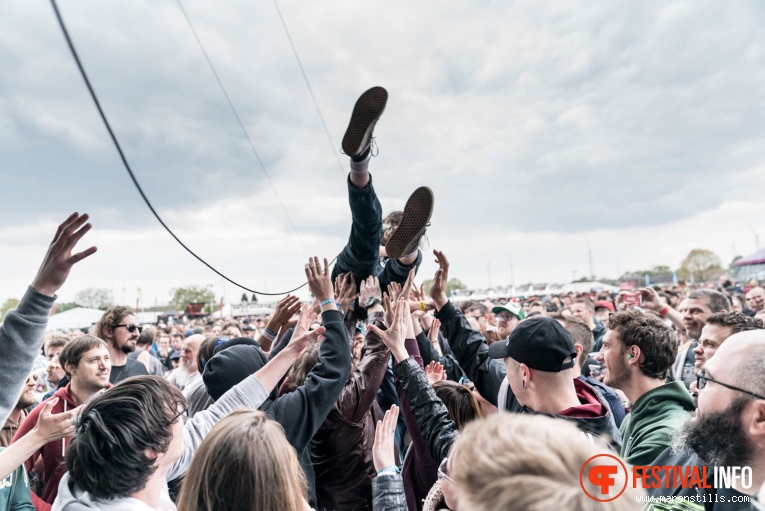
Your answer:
[435,301,521,411]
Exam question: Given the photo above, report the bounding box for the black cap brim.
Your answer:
[488,339,509,359]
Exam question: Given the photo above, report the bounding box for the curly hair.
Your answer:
[67,376,186,499]
[705,311,764,334]
[607,310,677,379]
[94,305,134,340]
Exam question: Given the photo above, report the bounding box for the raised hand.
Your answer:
[289,306,325,352]
[270,295,302,328]
[424,361,446,385]
[34,398,78,443]
[638,287,667,312]
[32,213,97,297]
[359,276,383,307]
[334,273,358,313]
[429,250,450,310]
[373,405,399,473]
[368,298,409,362]
[428,318,441,344]
[305,257,333,303]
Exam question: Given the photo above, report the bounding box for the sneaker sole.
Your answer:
[341,86,388,157]
[386,186,434,260]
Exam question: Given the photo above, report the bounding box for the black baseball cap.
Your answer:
[487,316,577,372]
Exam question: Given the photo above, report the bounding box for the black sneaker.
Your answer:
[342,86,388,161]
[386,186,434,260]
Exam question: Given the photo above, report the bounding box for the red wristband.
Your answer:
[658,306,670,317]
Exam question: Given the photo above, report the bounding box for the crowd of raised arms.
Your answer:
[3,87,765,511]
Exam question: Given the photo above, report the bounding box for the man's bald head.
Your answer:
[710,330,765,398]
[181,334,204,373]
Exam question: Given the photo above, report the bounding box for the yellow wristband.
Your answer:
[419,301,426,311]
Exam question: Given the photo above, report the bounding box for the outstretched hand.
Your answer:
[32,213,97,297]
[305,257,333,302]
[33,398,78,443]
[429,250,450,310]
[373,405,399,473]
[334,273,358,313]
[369,297,409,363]
[359,276,382,306]
[289,306,325,352]
[271,295,302,328]
[424,361,446,385]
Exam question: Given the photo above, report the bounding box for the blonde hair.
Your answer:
[449,414,643,511]
[176,409,307,511]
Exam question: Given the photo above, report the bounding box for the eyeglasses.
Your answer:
[115,324,143,334]
[171,405,188,424]
[438,458,458,486]
[695,369,765,400]
[495,312,516,322]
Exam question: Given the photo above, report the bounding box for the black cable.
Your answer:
[49,0,324,296]
[174,0,309,255]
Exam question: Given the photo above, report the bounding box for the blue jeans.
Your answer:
[332,175,422,292]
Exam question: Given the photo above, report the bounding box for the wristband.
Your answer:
[658,306,670,317]
[261,328,276,342]
[377,465,400,477]
[419,301,426,311]
[336,301,344,314]
[319,298,334,307]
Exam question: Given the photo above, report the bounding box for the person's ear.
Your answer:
[574,343,584,359]
[746,400,765,439]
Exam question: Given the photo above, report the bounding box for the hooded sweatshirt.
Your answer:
[0,409,27,448]
[619,381,695,466]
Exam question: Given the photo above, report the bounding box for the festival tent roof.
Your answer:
[46,307,105,331]
[734,248,765,266]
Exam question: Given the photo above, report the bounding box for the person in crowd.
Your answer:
[0,213,96,428]
[154,329,172,368]
[746,286,765,315]
[242,324,257,339]
[35,338,68,396]
[491,302,525,340]
[53,259,331,510]
[1,374,37,447]
[671,289,730,389]
[43,356,66,401]
[93,306,148,384]
[202,257,350,507]
[552,313,626,428]
[175,410,311,511]
[12,335,111,509]
[169,328,184,353]
[597,310,694,466]
[130,330,164,376]
[220,321,242,339]
[332,86,433,295]
[648,330,765,510]
[428,252,620,447]
[570,297,606,352]
[594,300,614,323]
[693,311,764,373]
[185,337,217,417]
[371,317,642,511]
[178,335,203,399]
[307,275,391,510]
[0,398,78,511]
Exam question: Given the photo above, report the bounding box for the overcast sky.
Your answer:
[1,0,764,308]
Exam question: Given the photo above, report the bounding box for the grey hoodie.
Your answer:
[52,374,270,511]
[0,287,55,426]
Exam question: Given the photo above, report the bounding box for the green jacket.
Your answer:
[0,448,35,511]
[619,381,694,466]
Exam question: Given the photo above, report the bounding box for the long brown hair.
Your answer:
[432,380,482,430]
[176,409,307,511]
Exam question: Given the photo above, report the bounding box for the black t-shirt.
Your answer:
[109,357,149,384]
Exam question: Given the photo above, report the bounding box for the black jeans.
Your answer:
[332,174,422,292]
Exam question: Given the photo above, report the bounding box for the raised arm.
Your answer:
[0,213,95,426]
[429,250,507,407]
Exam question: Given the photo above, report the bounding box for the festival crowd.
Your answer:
[2,87,765,511]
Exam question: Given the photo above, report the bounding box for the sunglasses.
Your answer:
[695,369,765,400]
[115,324,143,334]
[26,373,39,384]
[48,363,61,370]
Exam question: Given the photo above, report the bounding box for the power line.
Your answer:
[49,0,315,296]
[272,0,346,177]
[175,0,308,255]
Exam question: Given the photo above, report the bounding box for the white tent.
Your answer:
[46,307,105,332]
